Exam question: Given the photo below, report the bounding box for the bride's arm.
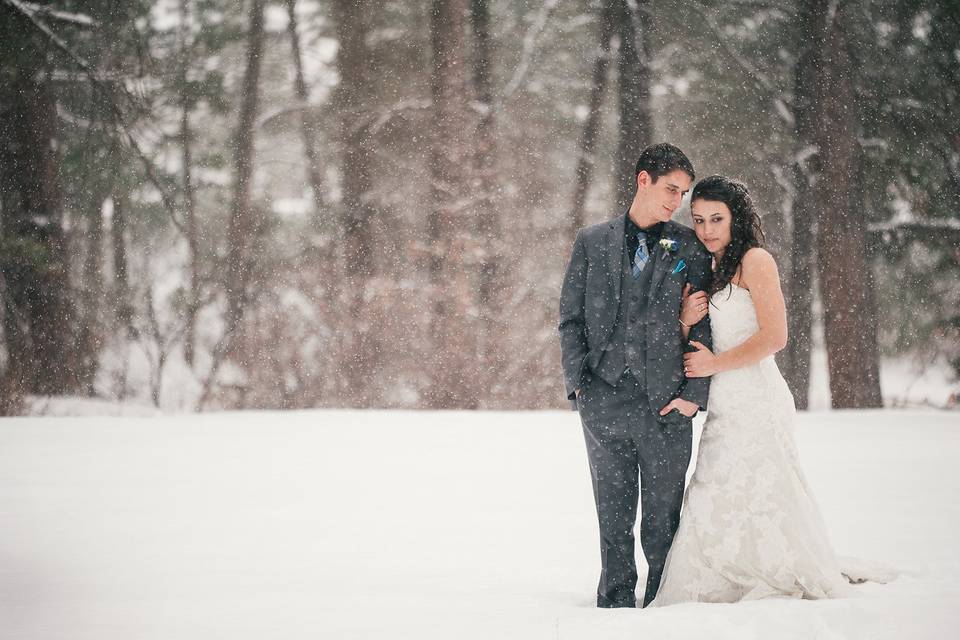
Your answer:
[685,248,787,376]
[680,283,709,339]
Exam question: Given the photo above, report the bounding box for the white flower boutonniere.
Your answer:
[659,237,679,253]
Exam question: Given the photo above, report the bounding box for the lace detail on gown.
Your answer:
[652,284,892,606]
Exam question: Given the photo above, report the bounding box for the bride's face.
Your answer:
[691,199,733,256]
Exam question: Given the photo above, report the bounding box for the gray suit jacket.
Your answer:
[558,216,713,413]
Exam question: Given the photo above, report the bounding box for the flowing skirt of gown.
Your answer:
[653,284,893,606]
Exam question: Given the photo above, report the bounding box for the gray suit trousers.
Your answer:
[578,370,692,608]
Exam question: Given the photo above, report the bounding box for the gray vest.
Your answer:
[594,242,654,388]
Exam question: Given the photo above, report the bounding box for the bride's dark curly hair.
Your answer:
[691,175,765,296]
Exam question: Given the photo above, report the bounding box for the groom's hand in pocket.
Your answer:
[659,398,699,418]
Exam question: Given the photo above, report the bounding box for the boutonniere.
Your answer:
[659,237,679,253]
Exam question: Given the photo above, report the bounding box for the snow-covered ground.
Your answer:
[1,409,957,639]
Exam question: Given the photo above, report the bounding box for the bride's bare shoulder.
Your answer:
[742,247,776,267]
[739,248,781,289]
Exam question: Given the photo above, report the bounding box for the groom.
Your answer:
[559,143,713,608]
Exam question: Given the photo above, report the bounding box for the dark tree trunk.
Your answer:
[854,160,884,405]
[332,0,378,406]
[180,0,198,368]
[224,0,266,353]
[0,65,82,396]
[614,0,653,211]
[470,0,503,403]
[426,0,478,409]
[111,190,133,333]
[781,0,821,409]
[79,193,106,394]
[471,0,497,304]
[782,168,815,408]
[181,106,199,367]
[286,0,327,220]
[569,0,616,239]
[0,269,24,414]
[200,0,266,408]
[813,7,882,408]
[782,0,882,409]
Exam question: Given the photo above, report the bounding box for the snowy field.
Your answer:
[1,409,958,639]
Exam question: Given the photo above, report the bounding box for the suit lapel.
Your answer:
[647,221,681,305]
[606,215,626,307]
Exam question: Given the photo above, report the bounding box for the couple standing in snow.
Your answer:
[558,143,889,609]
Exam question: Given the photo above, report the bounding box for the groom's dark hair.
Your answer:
[635,143,695,183]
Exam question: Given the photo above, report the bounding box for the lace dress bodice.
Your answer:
[709,283,760,352]
[705,285,796,423]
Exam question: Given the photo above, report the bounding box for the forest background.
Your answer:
[0,0,957,414]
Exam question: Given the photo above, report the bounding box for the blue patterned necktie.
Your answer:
[632,231,649,278]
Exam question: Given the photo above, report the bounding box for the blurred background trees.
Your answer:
[1,0,956,414]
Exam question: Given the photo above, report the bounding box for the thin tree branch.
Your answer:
[688,1,777,94]
[501,0,559,99]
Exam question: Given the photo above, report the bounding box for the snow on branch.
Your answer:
[869,218,960,232]
[256,101,319,131]
[8,0,97,26]
[725,0,793,9]
[502,0,559,99]
[3,0,94,68]
[867,217,960,250]
[359,98,432,136]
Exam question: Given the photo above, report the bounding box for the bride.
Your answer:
[652,175,890,605]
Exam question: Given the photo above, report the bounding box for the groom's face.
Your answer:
[637,169,692,223]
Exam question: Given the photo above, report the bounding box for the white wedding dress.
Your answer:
[653,283,891,606]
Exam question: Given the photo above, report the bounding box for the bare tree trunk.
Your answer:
[111,190,133,334]
[782,0,882,409]
[854,160,884,403]
[813,7,882,408]
[79,193,107,394]
[286,0,327,219]
[224,0,266,360]
[180,0,199,367]
[569,0,616,239]
[426,0,478,409]
[200,0,266,408]
[143,279,166,407]
[614,0,653,210]
[470,0,504,404]
[0,67,82,395]
[783,170,815,408]
[781,0,821,409]
[0,271,24,414]
[332,0,377,406]
[181,107,199,367]
[471,0,497,302]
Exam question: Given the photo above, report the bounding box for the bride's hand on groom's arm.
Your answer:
[680,284,709,328]
[683,341,720,378]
